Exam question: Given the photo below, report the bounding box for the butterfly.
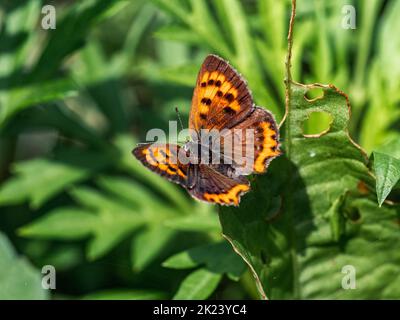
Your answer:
[133,54,281,206]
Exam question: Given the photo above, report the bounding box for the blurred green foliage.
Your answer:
[0,0,399,299]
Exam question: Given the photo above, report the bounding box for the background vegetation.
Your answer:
[0,0,399,299]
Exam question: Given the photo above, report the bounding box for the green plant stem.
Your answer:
[283,0,300,299]
[282,0,295,130]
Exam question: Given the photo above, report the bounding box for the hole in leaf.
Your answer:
[302,111,333,137]
[304,87,324,101]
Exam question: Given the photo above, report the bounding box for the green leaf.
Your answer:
[0,78,78,128]
[131,226,175,271]
[19,105,109,150]
[154,25,202,45]
[150,0,188,24]
[0,0,41,70]
[163,242,246,281]
[378,0,400,100]
[97,175,161,212]
[33,0,127,80]
[219,82,400,299]
[375,137,400,159]
[87,224,137,261]
[20,186,148,260]
[83,289,167,300]
[164,213,220,232]
[373,152,400,206]
[69,186,132,214]
[0,159,88,208]
[70,187,147,260]
[158,64,198,87]
[0,153,110,209]
[0,232,48,299]
[18,208,96,239]
[173,268,222,300]
[39,245,83,272]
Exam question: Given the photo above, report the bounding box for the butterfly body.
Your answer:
[133,55,281,206]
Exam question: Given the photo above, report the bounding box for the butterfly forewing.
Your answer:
[132,143,188,187]
[189,54,254,132]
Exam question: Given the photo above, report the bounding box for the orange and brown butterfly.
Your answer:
[133,54,281,206]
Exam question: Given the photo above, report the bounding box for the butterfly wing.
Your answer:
[189,54,254,132]
[220,107,281,175]
[188,164,250,206]
[132,143,188,187]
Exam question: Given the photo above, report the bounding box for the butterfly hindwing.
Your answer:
[219,107,281,175]
[189,54,254,132]
[188,164,250,206]
[132,143,188,187]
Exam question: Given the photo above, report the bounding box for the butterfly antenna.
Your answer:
[175,107,184,131]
